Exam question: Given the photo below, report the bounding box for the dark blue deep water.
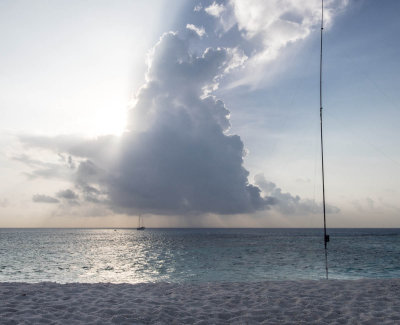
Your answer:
[0,228,399,283]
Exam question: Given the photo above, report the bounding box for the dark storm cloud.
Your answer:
[32,194,59,204]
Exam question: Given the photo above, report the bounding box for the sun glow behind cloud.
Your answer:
[0,0,186,137]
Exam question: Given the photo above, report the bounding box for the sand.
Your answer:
[1,279,400,324]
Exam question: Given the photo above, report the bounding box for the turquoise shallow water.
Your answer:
[0,228,399,283]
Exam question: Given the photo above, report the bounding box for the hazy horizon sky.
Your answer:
[1,0,399,228]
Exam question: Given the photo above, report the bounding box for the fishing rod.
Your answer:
[319,0,329,280]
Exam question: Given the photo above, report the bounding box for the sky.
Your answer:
[1,0,399,228]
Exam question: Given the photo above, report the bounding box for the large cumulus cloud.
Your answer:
[19,29,336,218]
[109,32,264,214]
[21,32,269,215]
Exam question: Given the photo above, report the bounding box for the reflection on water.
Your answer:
[0,228,399,283]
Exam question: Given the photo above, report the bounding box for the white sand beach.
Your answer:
[1,279,400,324]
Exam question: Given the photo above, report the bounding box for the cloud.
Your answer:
[19,30,337,219]
[56,189,79,200]
[55,189,80,206]
[204,0,349,86]
[13,153,74,180]
[20,32,270,216]
[254,174,339,215]
[194,4,203,12]
[32,194,59,204]
[204,1,236,32]
[205,2,226,17]
[105,32,268,215]
[18,135,119,160]
[186,24,206,38]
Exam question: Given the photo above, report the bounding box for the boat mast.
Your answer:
[319,0,329,279]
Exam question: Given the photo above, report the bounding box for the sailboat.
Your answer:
[319,0,330,279]
[137,215,145,230]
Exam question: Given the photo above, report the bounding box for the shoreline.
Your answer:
[2,279,400,324]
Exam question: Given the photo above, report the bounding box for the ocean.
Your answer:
[0,228,399,283]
